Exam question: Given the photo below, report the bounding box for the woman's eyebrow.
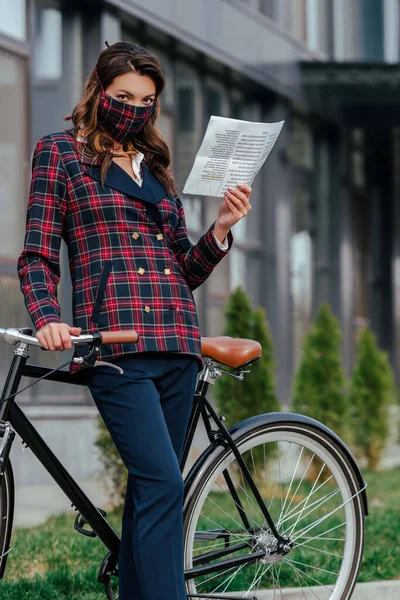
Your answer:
[118,89,155,97]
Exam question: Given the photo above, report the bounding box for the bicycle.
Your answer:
[0,325,367,599]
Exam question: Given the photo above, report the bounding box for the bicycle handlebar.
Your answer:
[0,327,139,349]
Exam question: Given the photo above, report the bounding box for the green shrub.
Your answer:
[350,327,395,471]
[292,303,349,442]
[94,414,127,507]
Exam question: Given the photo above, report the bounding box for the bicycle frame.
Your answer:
[0,332,287,594]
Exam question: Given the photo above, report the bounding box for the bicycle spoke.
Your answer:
[292,485,365,542]
[286,461,326,538]
[292,543,343,560]
[280,489,340,537]
[280,452,315,524]
[214,479,260,533]
[278,444,302,523]
[285,557,338,577]
[293,520,347,542]
[287,561,323,600]
[227,467,263,516]
[292,563,311,600]
[283,557,336,594]
[203,494,255,535]
[198,513,253,545]
[269,441,291,514]
[277,475,334,527]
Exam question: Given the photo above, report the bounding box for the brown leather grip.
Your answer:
[99,330,139,344]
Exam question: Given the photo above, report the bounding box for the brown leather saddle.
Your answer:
[201,336,261,369]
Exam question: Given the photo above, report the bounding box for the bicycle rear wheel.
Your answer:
[183,422,365,600]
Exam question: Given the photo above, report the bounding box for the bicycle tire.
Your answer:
[0,460,15,580]
[183,421,365,600]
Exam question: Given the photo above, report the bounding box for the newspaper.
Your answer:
[182,115,284,198]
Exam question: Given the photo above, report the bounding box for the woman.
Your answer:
[17,41,252,599]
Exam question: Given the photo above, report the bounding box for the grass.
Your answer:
[0,467,399,598]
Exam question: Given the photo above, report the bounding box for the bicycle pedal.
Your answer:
[74,507,107,538]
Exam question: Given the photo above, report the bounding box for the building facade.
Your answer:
[1,0,400,483]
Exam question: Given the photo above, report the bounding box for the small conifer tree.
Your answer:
[292,303,349,442]
[350,328,395,471]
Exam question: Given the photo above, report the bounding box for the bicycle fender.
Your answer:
[183,412,368,517]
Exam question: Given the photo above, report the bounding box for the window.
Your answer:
[0,0,26,41]
[33,5,62,80]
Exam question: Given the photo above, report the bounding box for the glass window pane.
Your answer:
[33,7,62,80]
[0,49,28,260]
[0,0,26,41]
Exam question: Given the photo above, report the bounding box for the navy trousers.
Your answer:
[84,352,200,600]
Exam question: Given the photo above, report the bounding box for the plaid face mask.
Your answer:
[94,69,156,143]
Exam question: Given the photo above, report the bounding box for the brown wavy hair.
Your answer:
[64,40,176,194]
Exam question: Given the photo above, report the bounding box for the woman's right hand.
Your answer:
[36,322,82,351]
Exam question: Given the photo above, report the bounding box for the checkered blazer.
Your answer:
[17,130,233,374]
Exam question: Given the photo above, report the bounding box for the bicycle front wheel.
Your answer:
[184,422,365,600]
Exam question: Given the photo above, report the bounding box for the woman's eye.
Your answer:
[117,95,154,104]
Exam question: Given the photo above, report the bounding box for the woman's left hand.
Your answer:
[214,183,252,241]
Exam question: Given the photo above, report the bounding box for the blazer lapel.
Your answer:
[83,160,168,205]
